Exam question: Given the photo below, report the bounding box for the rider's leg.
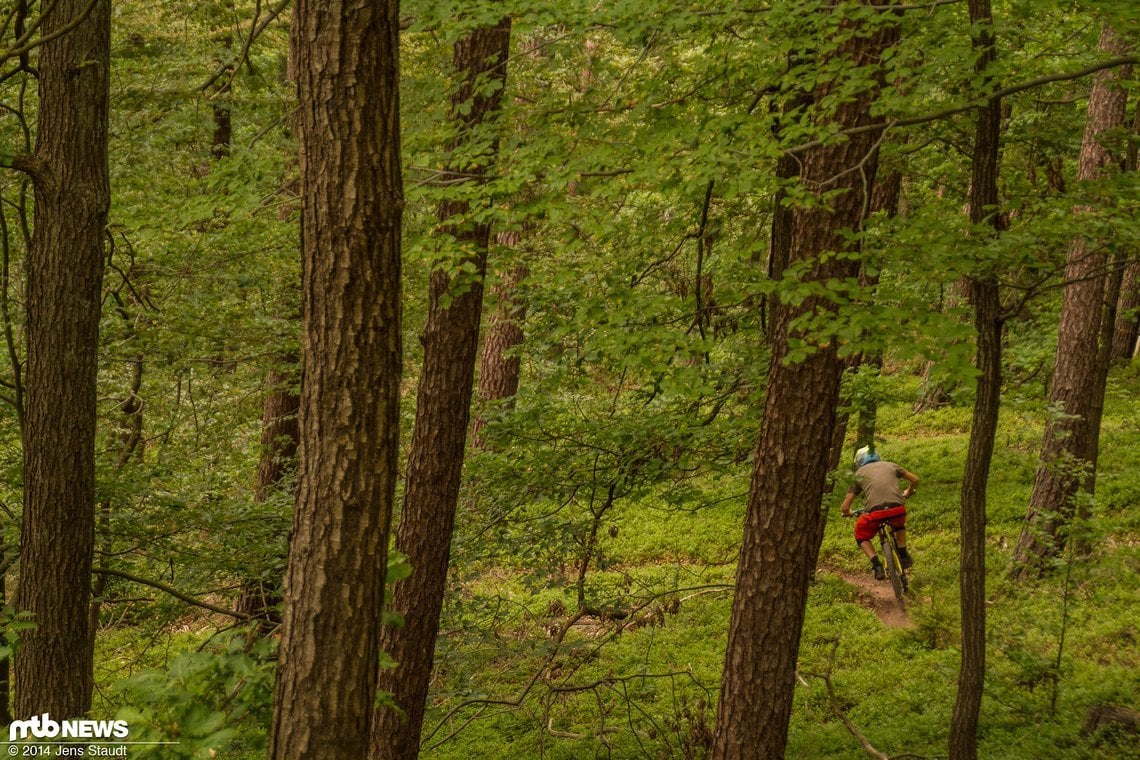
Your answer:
[858,539,877,560]
[858,539,885,579]
[893,528,913,568]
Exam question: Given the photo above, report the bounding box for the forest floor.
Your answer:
[87,365,1140,759]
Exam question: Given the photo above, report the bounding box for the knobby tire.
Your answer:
[880,529,907,611]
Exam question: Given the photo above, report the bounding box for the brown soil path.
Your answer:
[819,564,911,628]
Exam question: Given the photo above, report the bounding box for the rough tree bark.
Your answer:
[710,4,898,757]
[1012,25,1131,579]
[13,0,110,720]
[268,0,403,756]
[370,16,512,760]
[950,2,1004,756]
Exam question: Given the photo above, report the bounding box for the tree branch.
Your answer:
[199,0,292,93]
[802,641,890,760]
[91,567,251,621]
[0,0,101,66]
[787,55,1140,155]
[2,153,43,179]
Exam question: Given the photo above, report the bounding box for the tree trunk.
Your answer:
[236,362,299,629]
[478,255,526,402]
[847,168,901,454]
[0,540,9,725]
[760,70,813,337]
[1078,251,1126,554]
[472,249,528,449]
[1012,25,1131,579]
[710,5,898,756]
[1111,259,1139,362]
[87,350,144,705]
[950,3,1003,756]
[370,17,511,760]
[14,0,110,720]
[1110,110,1140,363]
[268,0,403,756]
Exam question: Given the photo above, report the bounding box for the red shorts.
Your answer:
[854,505,907,543]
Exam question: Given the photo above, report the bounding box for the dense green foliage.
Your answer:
[0,0,1137,757]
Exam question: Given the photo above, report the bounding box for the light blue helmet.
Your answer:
[854,445,880,470]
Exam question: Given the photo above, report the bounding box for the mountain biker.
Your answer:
[840,445,919,580]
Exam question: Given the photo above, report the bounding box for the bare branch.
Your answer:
[0,0,101,66]
[91,567,251,621]
[199,0,292,93]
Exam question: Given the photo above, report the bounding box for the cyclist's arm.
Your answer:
[900,469,919,499]
[840,491,857,517]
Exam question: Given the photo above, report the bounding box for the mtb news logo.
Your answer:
[8,714,129,742]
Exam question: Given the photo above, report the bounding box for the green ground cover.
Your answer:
[89,363,1140,758]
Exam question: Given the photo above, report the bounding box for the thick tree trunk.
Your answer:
[370,17,511,760]
[950,3,1003,755]
[710,5,897,756]
[268,1,403,757]
[14,0,110,720]
[1013,25,1131,579]
[236,363,299,629]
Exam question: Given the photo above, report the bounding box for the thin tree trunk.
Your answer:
[711,5,898,756]
[87,351,144,704]
[1110,108,1140,363]
[954,278,1002,759]
[370,16,511,760]
[472,248,527,449]
[1013,25,1131,579]
[14,0,110,720]
[760,71,813,338]
[0,540,8,725]
[853,170,901,450]
[236,362,299,629]
[268,0,403,756]
[1111,259,1139,362]
[1078,251,1126,554]
[834,167,901,461]
[950,2,1003,755]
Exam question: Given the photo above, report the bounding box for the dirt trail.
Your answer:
[819,564,911,629]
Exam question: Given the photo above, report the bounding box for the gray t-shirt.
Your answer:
[848,460,907,510]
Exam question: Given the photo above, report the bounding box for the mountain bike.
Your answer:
[852,507,910,610]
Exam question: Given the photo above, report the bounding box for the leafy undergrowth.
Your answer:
[84,364,1140,759]
[422,365,1140,759]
